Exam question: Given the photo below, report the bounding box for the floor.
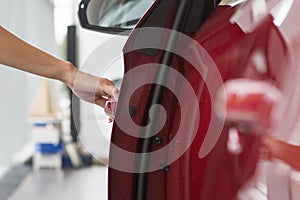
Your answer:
[1,165,108,200]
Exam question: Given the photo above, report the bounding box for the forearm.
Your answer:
[0,26,117,107]
[0,26,76,84]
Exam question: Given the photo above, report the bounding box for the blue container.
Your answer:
[35,141,63,154]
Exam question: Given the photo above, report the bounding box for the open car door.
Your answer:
[106,0,261,199]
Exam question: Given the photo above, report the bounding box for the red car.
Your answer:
[79,0,300,199]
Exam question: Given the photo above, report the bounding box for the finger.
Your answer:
[103,84,116,97]
[102,85,119,98]
[108,117,114,123]
[97,78,116,97]
[112,87,120,98]
[94,96,108,108]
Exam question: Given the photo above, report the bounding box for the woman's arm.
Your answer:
[0,26,118,107]
[0,26,74,83]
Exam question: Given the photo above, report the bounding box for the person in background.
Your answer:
[0,26,118,107]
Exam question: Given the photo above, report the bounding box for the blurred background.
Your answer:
[0,1,128,199]
[0,0,72,171]
[0,0,125,174]
[0,0,125,168]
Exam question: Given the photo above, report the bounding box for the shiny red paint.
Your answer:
[108,1,287,200]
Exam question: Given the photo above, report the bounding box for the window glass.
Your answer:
[87,0,154,29]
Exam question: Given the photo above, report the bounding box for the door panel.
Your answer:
[108,1,287,200]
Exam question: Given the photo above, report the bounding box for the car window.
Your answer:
[87,0,154,29]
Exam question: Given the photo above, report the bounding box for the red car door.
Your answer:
[108,0,294,199]
[109,0,220,199]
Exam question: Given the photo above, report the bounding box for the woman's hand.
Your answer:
[64,65,119,107]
